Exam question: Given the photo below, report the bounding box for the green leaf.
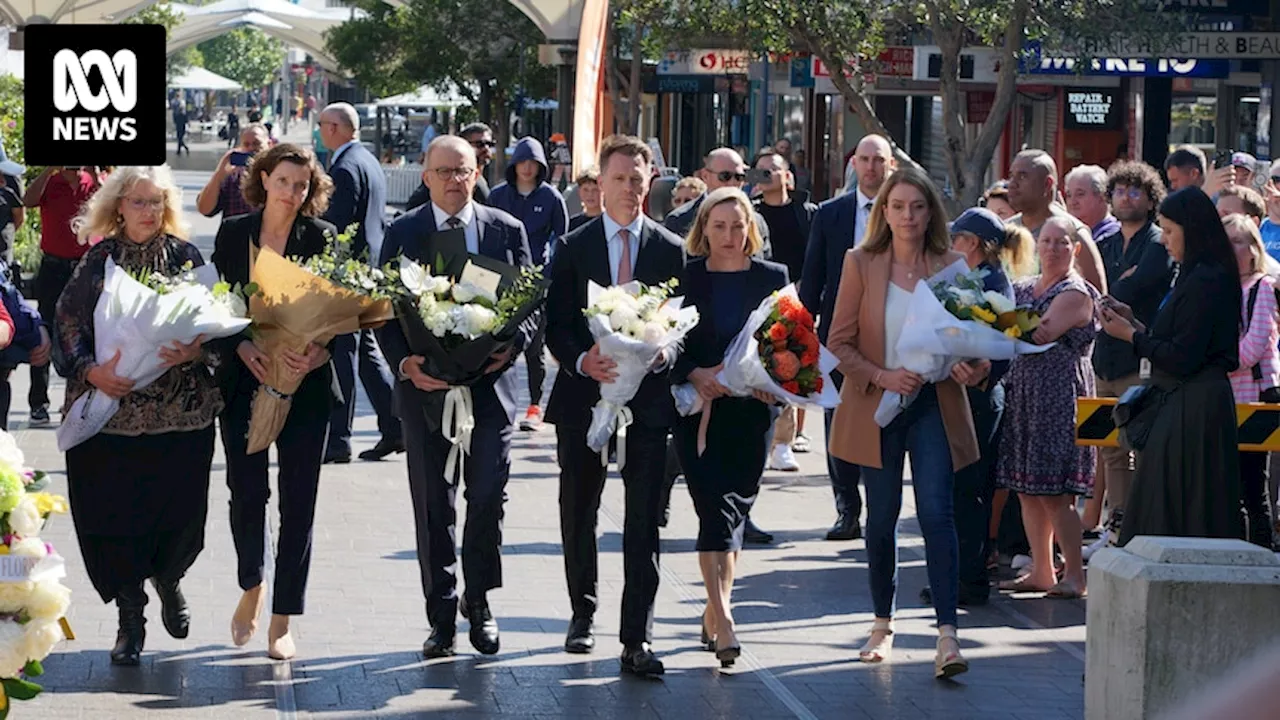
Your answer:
[21,660,42,678]
[2,677,42,701]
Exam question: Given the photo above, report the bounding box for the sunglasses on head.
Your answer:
[715,170,746,182]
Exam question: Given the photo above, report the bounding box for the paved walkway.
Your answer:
[16,176,1087,718]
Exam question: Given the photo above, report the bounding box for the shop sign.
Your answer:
[1079,32,1280,59]
[811,48,914,79]
[643,74,717,94]
[1025,56,1230,78]
[790,56,814,88]
[658,50,752,75]
[1064,89,1122,130]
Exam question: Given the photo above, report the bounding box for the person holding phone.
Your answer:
[197,124,270,220]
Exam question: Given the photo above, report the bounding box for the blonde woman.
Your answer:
[672,176,707,210]
[670,187,788,667]
[56,166,221,666]
[826,166,978,678]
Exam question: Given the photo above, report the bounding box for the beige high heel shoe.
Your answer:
[267,614,296,661]
[858,619,894,663]
[935,628,968,679]
[231,584,266,647]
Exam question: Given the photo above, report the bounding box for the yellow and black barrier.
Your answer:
[1076,397,1280,452]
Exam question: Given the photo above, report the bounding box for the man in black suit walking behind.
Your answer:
[318,102,404,464]
[377,135,535,658]
[545,134,685,677]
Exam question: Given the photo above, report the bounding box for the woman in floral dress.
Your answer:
[997,216,1099,599]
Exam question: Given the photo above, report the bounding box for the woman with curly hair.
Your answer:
[57,165,218,666]
[211,143,337,660]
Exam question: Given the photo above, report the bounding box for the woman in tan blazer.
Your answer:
[826,166,981,679]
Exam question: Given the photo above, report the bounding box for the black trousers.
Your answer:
[557,421,667,646]
[826,370,863,520]
[220,388,327,616]
[524,321,547,406]
[32,255,77,410]
[954,384,1005,596]
[1241,451,1273,549]
[327,329,402,455]
[402,392,511,628]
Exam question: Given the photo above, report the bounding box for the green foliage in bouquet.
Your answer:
[494,265,545,327]
[298,223,401,299]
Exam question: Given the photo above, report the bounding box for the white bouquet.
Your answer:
[584,280,699,464]
[875,259,1053,427]
[673,285,841,417]
[55,258,253,451]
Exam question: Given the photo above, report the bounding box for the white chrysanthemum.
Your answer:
[25,581,69,623]
[10,538,46,559]
[641,322,666,345]
[17,620,61,665]
[983,290,1015,315]
[0,582,33,614]
[0,433,24,474]
[622,319,645,340]
[0,622,26,677]
[609,307,640,332]
[8,497,40,539]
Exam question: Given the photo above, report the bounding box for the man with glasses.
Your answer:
[1086,160,1171,556]
[407,123,496,211]
[1262,160,1280,264]
[318,102,403,464]
[663,147,771,255]
[377,134,535,660]
[197,124,269,220]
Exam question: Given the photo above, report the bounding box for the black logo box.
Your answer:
[24,24,167,167]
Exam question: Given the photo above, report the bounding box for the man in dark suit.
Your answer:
[318,102,404,464]
[663,147,771,257]
[377,135,535,658]
[545,134,685,678]
[405,123,495,211]
[799,133,896,542]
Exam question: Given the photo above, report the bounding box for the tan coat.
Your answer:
[825,248,980,471]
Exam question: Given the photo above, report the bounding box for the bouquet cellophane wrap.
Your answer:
[56,259,252,452]
[672,284,841,418]
[874,259,1054,428]
[245,247,393,454]
[584,280,699,459]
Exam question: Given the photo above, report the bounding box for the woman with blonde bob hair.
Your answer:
[671,187,788,667]
[826,166,979,678]
[56,164,221,667]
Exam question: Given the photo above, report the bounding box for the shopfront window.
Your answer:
[1238,92,1260,156]
[1169,95,1216,147]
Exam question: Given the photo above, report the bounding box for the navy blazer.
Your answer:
[323,143,386,261]
[671,258,790,385]
[800,191,861,343]
[376,201,535,424]
[544,215,686,429]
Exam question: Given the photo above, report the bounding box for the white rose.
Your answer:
[8,497,40,539]
[25,581,70,622]
[983,290,1014,315]
[457,305,498,338]
[0,433,24,474]
[0,582,33,614]
[641,322,666,346]
[10,538,46,559]
[609,307,640,332]
[0,621,26,677]
[18,620,61,664]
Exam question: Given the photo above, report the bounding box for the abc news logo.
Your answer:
[25,24,165,166]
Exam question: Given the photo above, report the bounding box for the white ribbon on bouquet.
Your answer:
[441,385,475,482]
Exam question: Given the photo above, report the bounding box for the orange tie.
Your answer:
[616,228,633,284]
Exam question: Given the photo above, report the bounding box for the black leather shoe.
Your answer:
[151,578,190,639]
[743,517,774,544]
[461,597,500,655]
[358,438,405,461]
[825,513,862,541]
[323,450,351,465]
[620,643,664,677]
[564,616,595,654]
[422,625,456,658]
[111,585,147,666]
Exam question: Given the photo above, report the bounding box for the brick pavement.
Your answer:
[15,177,1087,718]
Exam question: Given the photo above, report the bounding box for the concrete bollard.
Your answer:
[1086,536,1280,720]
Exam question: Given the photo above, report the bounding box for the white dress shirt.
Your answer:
[853,187,875,248]
[431,201,479,254]
[576,212,649,376]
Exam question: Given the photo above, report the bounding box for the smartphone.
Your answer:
[745,168,772,185]
[1213,149,1232,169]
[229,151,252,167]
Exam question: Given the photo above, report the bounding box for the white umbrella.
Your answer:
[165,0,362,70]
[375,83,475,109]
[0,0,147,25]
[169,65,242,91]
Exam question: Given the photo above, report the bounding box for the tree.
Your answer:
[198,28,285,92]
[123,1,202,80]
[676,0,1181,208]
[326,0,554,174]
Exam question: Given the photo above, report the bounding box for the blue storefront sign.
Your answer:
[1023,55,1231,77]
[790,57,814,88]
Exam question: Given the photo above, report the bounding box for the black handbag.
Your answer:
[1113,383,1170,452]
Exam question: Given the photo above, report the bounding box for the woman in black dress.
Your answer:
[1099,186,1244,544]
[57,166,219,666]
[671,187,788,667]
[211,143,338,660]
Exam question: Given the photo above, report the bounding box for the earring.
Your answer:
[116,214,124,225]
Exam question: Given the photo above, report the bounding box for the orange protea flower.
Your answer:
[783,380,801,395]
[772,350,801,381]
[767,321,789,343]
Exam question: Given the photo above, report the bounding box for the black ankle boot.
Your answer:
[111,584,147,666]
[152,578,190,639]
